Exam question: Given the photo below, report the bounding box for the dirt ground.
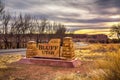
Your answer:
[1,60,93,80]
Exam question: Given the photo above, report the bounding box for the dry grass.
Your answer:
[89,50,120,80]
[75,44,120,60]
[90,44,120,53]
[81,44,120,80]
[54,73,88,80]
[0,54,22,68]
[56,43,120,80]
[0,43,120,80]
[0,53,89,80]
[54,73,81,80]
[0,54,22,79]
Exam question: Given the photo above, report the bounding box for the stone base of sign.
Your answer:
[18,57,81,68]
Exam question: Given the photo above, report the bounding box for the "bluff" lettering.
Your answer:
[39,45,58,50]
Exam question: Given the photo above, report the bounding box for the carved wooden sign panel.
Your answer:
[36,39,61,58]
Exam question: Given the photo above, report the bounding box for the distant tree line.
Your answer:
[0,0,66,49]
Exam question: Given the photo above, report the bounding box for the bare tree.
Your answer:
[110,23,120,40]
[55,24,66,35]
[55,23,66,45]
[21,14,32,34]
[28,17,36,34]
[2,13,11,34]
[10,14,33,48]
[38,18,48,34]
[1,13,11,49]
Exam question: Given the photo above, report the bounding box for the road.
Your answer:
[0,48,26,54]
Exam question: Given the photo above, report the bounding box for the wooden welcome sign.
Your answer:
[23,38,79,67]
[26,37,75,59]
[37,39,60,58]
[26,39,61,58]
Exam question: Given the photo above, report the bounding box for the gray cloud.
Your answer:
[95,0,120,8]
[55,17,120,23]
[92,0,120,15]
[5,0,120,30]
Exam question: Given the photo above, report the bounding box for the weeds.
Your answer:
[89,45,120,80]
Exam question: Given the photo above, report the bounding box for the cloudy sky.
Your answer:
[5,0,120,35]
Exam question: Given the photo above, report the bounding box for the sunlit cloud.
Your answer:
[105,22,120,27]
[74,29,110,34]
[110,15,120,19]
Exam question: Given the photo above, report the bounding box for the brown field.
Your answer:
[0,43,120,80]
